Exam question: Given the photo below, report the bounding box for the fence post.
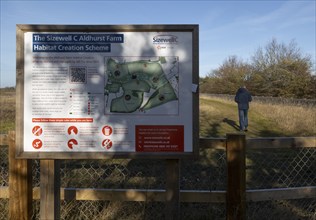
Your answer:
[165,159,180,220]
[226,134,246,220]
[40,160,60,220]
[8,130,33,220]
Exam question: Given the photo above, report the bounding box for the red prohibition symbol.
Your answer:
[32,126,43,136]
[102,126,113,136]
[67,139,78,149]
[102,139,113,149]
[32,139,43,149]
[68,126,78,135]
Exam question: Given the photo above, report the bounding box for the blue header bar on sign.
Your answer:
[33,43,111,52]
[33,34,124,43]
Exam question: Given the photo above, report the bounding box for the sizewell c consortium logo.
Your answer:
[153,35,178,50]
[153,35,178,44]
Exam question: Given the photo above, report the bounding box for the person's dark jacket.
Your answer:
[234,87,252,110]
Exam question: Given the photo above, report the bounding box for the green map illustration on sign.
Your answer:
[104,57,179,114]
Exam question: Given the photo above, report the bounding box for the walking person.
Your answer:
[234,86,252,131]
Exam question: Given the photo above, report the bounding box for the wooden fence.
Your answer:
[0,132,315,220]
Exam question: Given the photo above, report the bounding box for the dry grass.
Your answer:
[200,94,316,137]
[0,89,15,133]
[252,102,316,136]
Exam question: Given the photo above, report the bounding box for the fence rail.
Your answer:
[1,133,315,220]
[2,186,315,202]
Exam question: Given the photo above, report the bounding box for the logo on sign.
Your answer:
[153,35,178,44]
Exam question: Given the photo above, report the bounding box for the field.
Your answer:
[0,88,15,133]
[200,94,316,137]
[1,88,315,137]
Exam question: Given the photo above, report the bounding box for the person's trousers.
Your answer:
[238,109,249,130]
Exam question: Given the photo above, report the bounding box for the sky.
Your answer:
[0,0,315,87]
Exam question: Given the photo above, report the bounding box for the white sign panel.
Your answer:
[17,25,199,158]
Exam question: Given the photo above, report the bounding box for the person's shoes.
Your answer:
[244,128,248,132]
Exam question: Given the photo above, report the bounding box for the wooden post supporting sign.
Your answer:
[165,159,180,220]
[8,131,33,220]
[40,160,61,220]
[226,134,246,220]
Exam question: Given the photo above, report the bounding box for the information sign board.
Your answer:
[16,25,199,159]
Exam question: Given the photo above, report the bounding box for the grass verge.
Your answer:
[200,95,316,137]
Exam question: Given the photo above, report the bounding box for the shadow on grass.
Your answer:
[222,118,240,131]
[201,122,220,137]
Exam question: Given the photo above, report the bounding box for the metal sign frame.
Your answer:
[16,24,199,159]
